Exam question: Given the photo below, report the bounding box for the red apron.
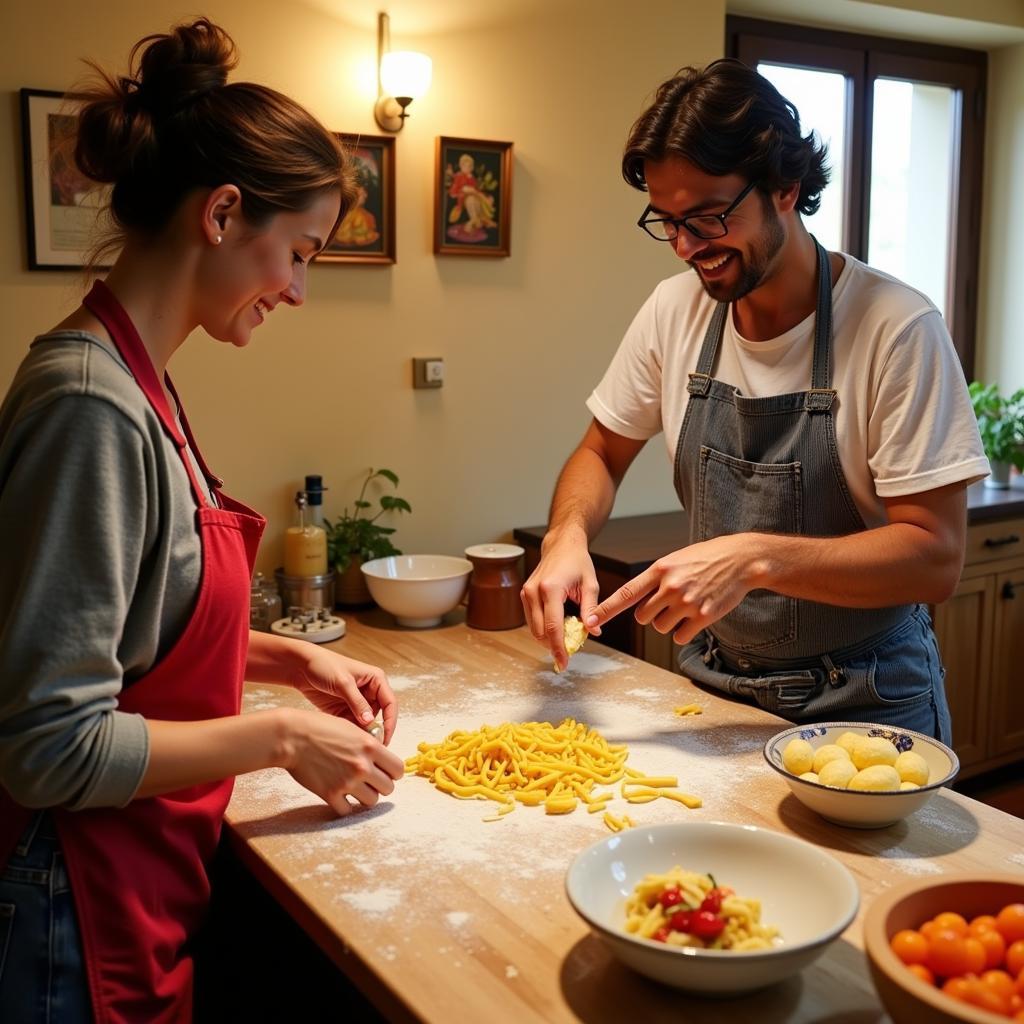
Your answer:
[0,279,265,1022]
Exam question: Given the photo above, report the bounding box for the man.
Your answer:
[521,59,987,741]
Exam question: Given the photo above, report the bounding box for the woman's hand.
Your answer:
[278,707,405,817]
[288,647,398,744]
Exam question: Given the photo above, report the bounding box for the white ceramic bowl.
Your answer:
[565,821,859,994]
[360,555,472,628]
[763,722,959,829]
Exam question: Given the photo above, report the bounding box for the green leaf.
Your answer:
[354,500,371,509]
[376,468,399,486]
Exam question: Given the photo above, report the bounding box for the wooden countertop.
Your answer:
[226,613,1024,1023]
[514,478,1024,578]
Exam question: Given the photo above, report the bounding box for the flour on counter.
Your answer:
[446,912,470,928]
[875,849,944,875]
[505,965,519,979]
[339,889,403,914]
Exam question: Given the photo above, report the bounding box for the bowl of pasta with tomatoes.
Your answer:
[564,821,859,994]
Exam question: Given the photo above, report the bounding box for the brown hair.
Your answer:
[71,18,355,267]
[622,58,830,217]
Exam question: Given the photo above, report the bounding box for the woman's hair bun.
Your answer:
[75,18,237,184]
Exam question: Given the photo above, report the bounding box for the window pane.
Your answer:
[756,63,848,252]
[867,78,955,319]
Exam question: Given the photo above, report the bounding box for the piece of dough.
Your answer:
[835,731,862,757]
[812,743,851,774]
[555,616,587,672]
[852,736,899,771]
[848,764,901,791]
[818,758,858,789]
[782,738,814,775]
[894,750,929,786]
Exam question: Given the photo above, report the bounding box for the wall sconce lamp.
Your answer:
[373,12,432,132]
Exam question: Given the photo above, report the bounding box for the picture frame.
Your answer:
[319,134,396,264]
[434,137,513,257]
[20,88,112,271]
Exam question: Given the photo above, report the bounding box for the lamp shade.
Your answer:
[380,50,432,99]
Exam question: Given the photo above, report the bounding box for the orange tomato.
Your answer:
[980,969,1017,1000]
[891,929,930,966]
[907,963,935,985]
[920,919,943,942]
[963,937,988,976]
[997,904,1024,945]
[976,927,1007,970]
[941,976,976,1001]
[934,912,969,937]
[970,914,999,934]
[965,982,1012,1016]
[1014,1011,1024,1023]
[1008,939,1024,978]
[927,929,972,978]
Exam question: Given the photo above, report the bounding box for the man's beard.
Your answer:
[690,205,786,304]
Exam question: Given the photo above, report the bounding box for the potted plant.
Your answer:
[968,382,1024,488]
[325,468,412,605]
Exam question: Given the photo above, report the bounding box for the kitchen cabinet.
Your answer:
[514,479,1024,781]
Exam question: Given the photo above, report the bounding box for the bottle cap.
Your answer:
[305,475,326,506]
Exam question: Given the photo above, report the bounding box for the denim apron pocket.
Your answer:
[697,446,801,652]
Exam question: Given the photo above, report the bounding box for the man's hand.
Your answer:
[585,534,763,644]
[521,525,601,671]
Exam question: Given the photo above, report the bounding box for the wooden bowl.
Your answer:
[863,873,1024,1023]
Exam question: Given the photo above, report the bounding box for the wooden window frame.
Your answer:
[727,16,987,376]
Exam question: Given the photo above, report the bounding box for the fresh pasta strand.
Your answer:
[674,703,702,716]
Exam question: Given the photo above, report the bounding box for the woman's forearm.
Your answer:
[134,709,295,799]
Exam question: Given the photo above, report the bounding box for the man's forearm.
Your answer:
[543,446,619,551]
[749,523,963,607]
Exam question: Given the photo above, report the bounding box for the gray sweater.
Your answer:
[0,330,214,809]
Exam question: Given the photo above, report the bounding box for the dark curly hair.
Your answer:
[67,18,356,268]
[622,58,830,216]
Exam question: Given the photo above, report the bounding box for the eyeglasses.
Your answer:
[637,179,759,242]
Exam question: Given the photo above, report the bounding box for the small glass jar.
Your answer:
[249,572,279,631]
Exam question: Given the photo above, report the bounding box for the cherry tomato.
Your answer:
[941,976,977,1002]
[907,963,935,986]
[920,919,945,942]
[1014,1010,1024,1023]
[1007,939,1024,978]
[891,929,930,966]
[1011,992,1023,1014]
[965,982,1012,1016]
[652,926,671,942]
[964,936,988,975]
[691,911,726,939]
[980,969,1017,1001]
[975,927,1007,970]
[669,910,694,933]
[997,904,1024,945]
[700,888,724,914]
[658,887,684,910]
[1017,965,1024,997]
[927,929,975,978]
[970,914,999,935]
[934,912,969,937]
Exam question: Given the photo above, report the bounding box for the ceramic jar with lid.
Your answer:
[464,543,526,630]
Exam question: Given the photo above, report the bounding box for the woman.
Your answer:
[0,19,405,1022]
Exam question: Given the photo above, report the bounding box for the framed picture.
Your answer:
[319,134,396,264]
[434,137,513,257]
[20,88,111,271]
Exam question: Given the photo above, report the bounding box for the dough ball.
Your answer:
[899,781,921,791]
[848,764,901,791]
[836,731,862,757]
[812,743,852,774]
[782,738,815,775]
[894,750,930,786]
[852,736,899,770]
[554,616,587,672]
[798,771,819,783]
[818,758,858,789]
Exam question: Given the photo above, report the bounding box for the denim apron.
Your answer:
[673,239,951,742]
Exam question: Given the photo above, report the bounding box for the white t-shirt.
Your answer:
[587,255,988,530]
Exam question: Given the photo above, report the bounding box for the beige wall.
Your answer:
[0,0,723,574]
[977,42,1024,390]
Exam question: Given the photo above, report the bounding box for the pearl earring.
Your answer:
[214,235,222,244]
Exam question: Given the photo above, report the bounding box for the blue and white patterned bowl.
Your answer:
[763,722,959,829]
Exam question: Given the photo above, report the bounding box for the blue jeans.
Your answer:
[0,812,92,1022]
[680,606,953,743]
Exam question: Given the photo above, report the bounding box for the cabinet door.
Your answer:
[932,575,994,769]
[990,571,1024,757]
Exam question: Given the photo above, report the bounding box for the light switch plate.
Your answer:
[413,357,444,389]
